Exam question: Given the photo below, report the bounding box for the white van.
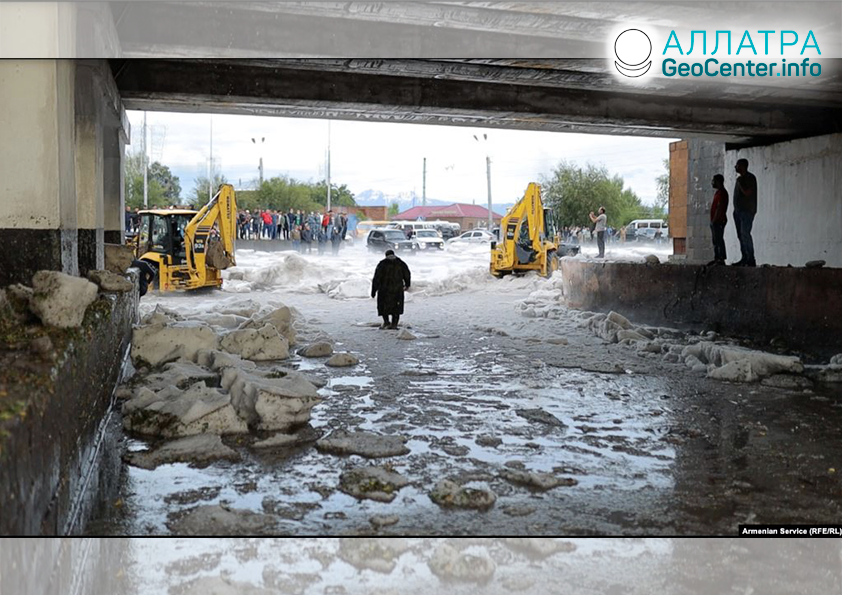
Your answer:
[387,220,439,237]
[627,219,669,242]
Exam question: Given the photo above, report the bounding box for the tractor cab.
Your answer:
[136,209,197,267]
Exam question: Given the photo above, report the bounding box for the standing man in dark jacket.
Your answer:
[732,158,758,267]
[709,174,729,265]
[371,249,411,329]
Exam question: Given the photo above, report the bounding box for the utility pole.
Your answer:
[142,111,148,207]
[486,155,493,231]
[326,121,332,211]
[208,115,213,203]
[252,137,265,185]
[473,133,493,229]
[422,157,427,207]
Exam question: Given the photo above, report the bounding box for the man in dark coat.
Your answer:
[371,249,411,329]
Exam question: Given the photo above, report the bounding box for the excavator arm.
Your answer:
[182,184,238,287]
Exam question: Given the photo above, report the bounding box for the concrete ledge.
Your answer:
[560,259,842,356]
[0,276,137,535]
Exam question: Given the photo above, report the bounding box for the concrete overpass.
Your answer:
[1,2,842,282]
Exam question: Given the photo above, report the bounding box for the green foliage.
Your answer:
[655,158,669,212]
[191,173,229,208]
[388,202,400,217]
[541,161,656,228]
[235,176,357,212]
[124,151,182,209]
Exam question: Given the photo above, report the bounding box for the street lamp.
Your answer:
[473,133,493,231]
[251,137,265,185]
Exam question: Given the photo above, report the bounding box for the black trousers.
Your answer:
[710,222,727,262]
[596,231,605,257]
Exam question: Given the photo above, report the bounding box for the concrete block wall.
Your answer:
[724,133,842,268]
[685,139,725,263]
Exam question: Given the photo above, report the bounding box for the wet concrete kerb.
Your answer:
[0,271,138,534]
[561,259,842,357]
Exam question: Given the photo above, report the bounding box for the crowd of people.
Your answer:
[238,209,351,256]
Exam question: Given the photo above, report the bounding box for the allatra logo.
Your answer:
[614,29,652,77]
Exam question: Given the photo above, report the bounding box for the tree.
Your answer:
[655,158,669,212]
[124,151,182,208]
[388,202,400,217]
[191,172,229,208]
[149,162,182,203]
[541,161,647,228]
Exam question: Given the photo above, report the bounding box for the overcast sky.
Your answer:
[126,111,676,207]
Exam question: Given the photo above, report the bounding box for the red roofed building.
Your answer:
[394,203,503,231]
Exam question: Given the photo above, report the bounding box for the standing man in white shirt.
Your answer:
[589,207,608,258]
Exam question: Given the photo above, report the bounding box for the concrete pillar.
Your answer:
[685,139,725,263]
[103,110,129,245]
[0,2,76,58]
[74,62,105,276]
[0,60,78,286]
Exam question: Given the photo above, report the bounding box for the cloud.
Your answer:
[127,111,676,205]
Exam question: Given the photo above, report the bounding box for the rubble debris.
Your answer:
[805,260,826,269]
[128,361,220,395]
[515,408,566,429]
[104,242,135,275]
[760,374,814,390]
[325,352,360,367]
[338,466,409,502]
[122,382,249,437]
[251,426,321,449]
[337,538,410,574]
[369,514,400,529]
[239,305,296,344]
[429,480,496,510]
[124,434,239,470]
[681,341,803,382]
[500,468,578,491]
[29,335,56,361]
[644,254,661,265]
[222,367,321,431]
[830,354,842,366]
[131,321,219,367]
[316,430,410,458]
[428,543,496,584]
[502,538,577,558]
[397,329,417,340]
[29,271,98,328]
[167,504,279,536]
[220,324,290,361]
[475,435,503,448]
[297,341,333,358]
[803,365,842,384]
[196,349,257,372]
[87,269,134,293]
[501,504,536,517]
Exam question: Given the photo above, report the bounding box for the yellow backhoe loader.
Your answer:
[134,184,237,291]
[490,182,579,278]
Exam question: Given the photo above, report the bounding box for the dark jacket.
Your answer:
[371,256,411,316]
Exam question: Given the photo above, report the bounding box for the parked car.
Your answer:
[366,228,418,253]
[413,229,445,250]
[627,219,669,242]
[446,229,495,246]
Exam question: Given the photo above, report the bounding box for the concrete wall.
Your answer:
[724,133,842,267]
[0,285,137,535]
[560,259,842,357]
[684,139,725,263]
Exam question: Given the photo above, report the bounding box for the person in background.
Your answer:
[292,225,302,252]
[331,223,342,255]
[708,173,729,266]
[589,207,607,258]
[302,223,313,253]
[732,158,758,267]
[317,225,327,255]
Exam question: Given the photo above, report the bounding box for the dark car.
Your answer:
[366,228,418,253]
[557,242,580,257]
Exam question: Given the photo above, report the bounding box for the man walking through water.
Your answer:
[371,249,411,329]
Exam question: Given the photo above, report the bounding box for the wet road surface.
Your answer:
[88,265,842,536]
